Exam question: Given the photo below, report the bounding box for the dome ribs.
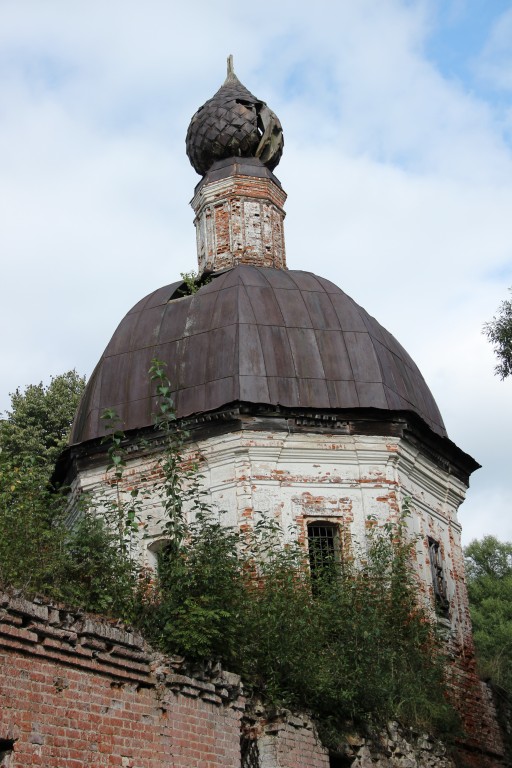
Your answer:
[300,290,341,331]
[71,265,447,443]
[272,288,313,329]
[210,284,238,329]
[205,325,238,383]
[238,323,267,378]
[243,285,285,327]
[257,325,296,378]
[130,304,167,352]
[237,281,258,324]
[158,298,191,345]
[103,312,139,358]
[314,330,353,382]
[287,327,326,381]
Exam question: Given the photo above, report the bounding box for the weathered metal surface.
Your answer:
[186,59,284,176]
[70,265,447,444]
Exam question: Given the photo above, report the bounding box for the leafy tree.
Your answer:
[465,536,512,692]
[0,363,457,744]
[0,453,68,592]
[59,514,140,616]
[134,507,456,744]
[0,371,87,596]
[0,370,86,475]
[483,290,512,379]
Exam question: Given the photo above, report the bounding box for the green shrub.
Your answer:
[0,362,458,746]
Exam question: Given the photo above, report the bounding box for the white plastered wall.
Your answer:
[70,428,472,643]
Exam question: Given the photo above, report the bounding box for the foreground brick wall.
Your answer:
[0,593,244,767]
[253,713,329,768]
[0,592,505,767]
[448,643,506,767]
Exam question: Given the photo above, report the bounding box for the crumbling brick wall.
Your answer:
[0,592,505,767]
[0,593,244,767]
[250,712,330,768]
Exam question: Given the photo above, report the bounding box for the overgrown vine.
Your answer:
[0,359,459,747]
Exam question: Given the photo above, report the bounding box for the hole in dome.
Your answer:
[235,98,255,108]
[168,271,217,301]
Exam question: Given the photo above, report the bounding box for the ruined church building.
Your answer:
[0,59,506,767]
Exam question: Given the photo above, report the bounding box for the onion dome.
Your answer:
[70,265,447,445]
[186,56,284,176]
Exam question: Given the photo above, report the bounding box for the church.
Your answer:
[65,56,475,643]
[51,58,504,765]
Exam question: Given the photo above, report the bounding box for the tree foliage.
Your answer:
[136,507,456,744]
[0,371,86,593]
[483,289,512,379]
[0,370,86,474]
[465,536,512,693]
[0,455,67,592]
[0,363,457,745]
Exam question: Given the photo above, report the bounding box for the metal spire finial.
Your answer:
[224,54,239,85]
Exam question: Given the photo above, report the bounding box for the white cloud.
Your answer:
[476,7,512,92]
[0,0,511,541]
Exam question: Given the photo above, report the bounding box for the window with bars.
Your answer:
[307,522,340,580]
[428,537,449,615]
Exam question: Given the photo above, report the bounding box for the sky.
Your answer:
[0,0,511,544]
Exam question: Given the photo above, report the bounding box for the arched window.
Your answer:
[146,538,173,571]
[427,537,449,615]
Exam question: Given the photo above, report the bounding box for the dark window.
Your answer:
[307,522,340,579]
[241,735,259,768]
[0,739,14,767]
[428,537,449,615]
[329,752,352,767]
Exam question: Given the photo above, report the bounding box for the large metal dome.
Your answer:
[70,265,446,444]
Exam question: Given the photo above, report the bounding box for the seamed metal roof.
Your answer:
[70,265,447,444]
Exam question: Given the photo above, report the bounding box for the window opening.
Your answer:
[329,752,352,768]
[307,522,340,580]
[428,537,449,615]
[147,538,173,571]
[0,739,15,767]
[241,734,260,768]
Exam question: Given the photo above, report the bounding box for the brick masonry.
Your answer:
[0,591,505,767]
[0,593,244,767]
[191,172,287,274]
[67,427,506,763]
